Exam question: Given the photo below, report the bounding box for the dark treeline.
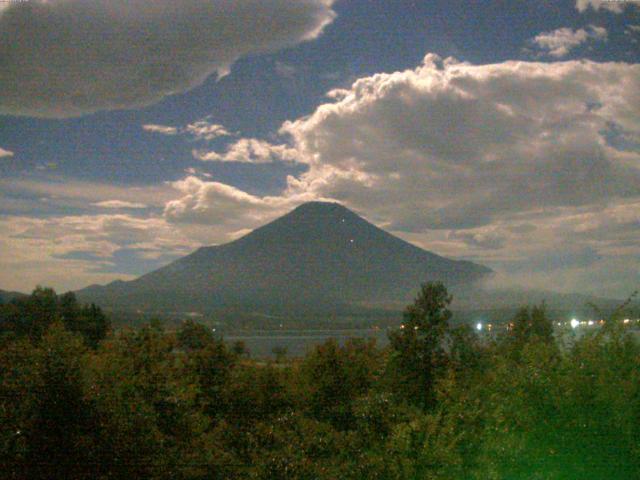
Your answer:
[1,283,639,479]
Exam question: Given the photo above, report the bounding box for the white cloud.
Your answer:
[193,138,300,163]
[184,120,231,142]
[532,25,607,58]
[0,0,336,118]
[0,147,14,158]
[279,54,640,230]
[163,175,318,227]
[143,118,231,141]
[0,213,198,292]
[184,167,212,178]
[142,124,179,135]
[576,0,636,13]
[278,54,640,296]
[92,200,148,209]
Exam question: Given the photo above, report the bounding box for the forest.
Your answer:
[1,284,639,479]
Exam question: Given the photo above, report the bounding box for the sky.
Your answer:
[0,0,639,298]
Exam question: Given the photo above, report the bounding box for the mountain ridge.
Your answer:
[76,202,491,313]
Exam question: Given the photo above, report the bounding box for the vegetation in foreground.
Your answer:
[1,284,639,479]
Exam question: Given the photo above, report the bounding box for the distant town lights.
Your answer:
[476,322,483,332]
[570,318,580,329]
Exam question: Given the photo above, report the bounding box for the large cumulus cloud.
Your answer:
[281,55,640,231]
[0,0,335,118]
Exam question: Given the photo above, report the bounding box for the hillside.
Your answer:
[0,289,27,304]
[77,202,491,314]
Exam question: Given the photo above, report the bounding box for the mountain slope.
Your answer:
[0,289,27,304]
[77,202,491,313]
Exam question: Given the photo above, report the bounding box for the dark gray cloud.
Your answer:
[0,0,335,118]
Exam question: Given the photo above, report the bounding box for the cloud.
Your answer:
[184,167,212,178]
[92,200,148,209]
[576,0,637,13]
[142,124,179,135]
[280,54,640,230]
[148,53,640,296]
[0,147,13,158]
[531,25,607,58]
[275,54,638,296]
[5,53,639,298]
[0,178,176,210]
[163,175,317,226]
[0,212,199,291]
[0,0,336,118]
[275,61,299,78]
[447,230,506,250]
[143,118,231,142]
[193,138,300,163]
[184,120,231,142]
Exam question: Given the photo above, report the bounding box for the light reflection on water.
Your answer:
[225,325,640,358]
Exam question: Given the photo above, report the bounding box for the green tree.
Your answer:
[0,289,110,348]
[508,303,554,350]
[21,324,95,480]
[176,319,215,351]
[300,338,380,430]
[23,286,59,341]
[388,281,453,408]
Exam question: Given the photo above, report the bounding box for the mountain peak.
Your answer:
[289,201,352,216]
[77,202,491,314]
[279,201,365,225]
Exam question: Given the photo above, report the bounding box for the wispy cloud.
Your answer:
[0,147,14,158]
[142,124,179,135]
[92,200,148,209]
[143,118,231,141]
[531,25,607,58]
[192,138,299,163]
[183,120,231,141]
[576,0,637,13]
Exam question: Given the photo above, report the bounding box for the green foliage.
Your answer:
[0,287,110,348]
[388,281,453,407]
[1,284,639,479]
[300,338,381,430]
[509,303,554,348]
[176,319,215,351]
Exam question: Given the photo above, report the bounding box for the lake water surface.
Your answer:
[225,329,390,358]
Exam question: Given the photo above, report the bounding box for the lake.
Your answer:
[225,328,390,358]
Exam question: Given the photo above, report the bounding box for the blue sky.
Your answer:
[0,0,639,297]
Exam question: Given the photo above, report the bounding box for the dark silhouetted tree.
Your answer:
[176,319,214,351]
[388,281,453,408]
[509,303,553,348]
